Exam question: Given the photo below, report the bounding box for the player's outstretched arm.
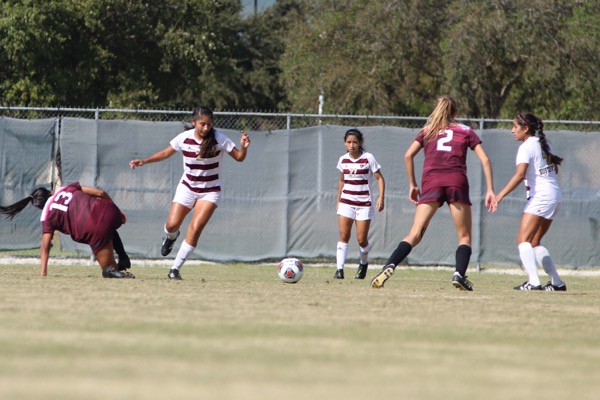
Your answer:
[473,144,497,212]
[40,232,53,276]
[228,131,251,162]
[129,146,177,169]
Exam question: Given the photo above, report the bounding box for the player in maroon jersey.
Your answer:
[0,183,133,278]
[371,95,497,291]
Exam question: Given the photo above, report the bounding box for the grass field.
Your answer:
[0,261,599,400]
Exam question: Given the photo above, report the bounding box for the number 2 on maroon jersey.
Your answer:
[437,129,453,152]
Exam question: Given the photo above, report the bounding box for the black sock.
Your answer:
[386,241,413,269]
[112,231,127,258]
[455,244,472,277]
[112,231,130,270]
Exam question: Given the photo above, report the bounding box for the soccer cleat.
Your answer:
[333,269,344,279]
[355,263,368,279]
[543,281,567,291]
[452,274,473,291]
[102,267,134,279]
[371,265,394,288]
[168,268,183,280]
[513,281,543,291]
[119,270,135,278]
[161,230,180,256]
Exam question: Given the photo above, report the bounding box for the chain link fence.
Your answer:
[3,106,598,131]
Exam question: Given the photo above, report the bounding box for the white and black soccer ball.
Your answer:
[277,257,303,284]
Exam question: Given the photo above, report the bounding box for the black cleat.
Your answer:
[543,281,567,291]
[513,281,543,291]
[168,268,183,280]
[102,267,134,279]
[371,265,394,288]
[161,231,180,256]
[452,273,473,291]
[333,269,344,279]
[355,263,368,279]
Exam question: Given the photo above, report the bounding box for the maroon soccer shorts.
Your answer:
[88,201,123,255]
[418,181,471,206]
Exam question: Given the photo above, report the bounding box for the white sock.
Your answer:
[336,242,348,270]
[172,240,195,270]
[534,245,563,286]
[164,225,179,240]
[359,242,372,265]
[518,242,541,286]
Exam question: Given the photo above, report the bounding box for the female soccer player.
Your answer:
[371,95,496,290]
[0,183,133,278]
[129,106,250,280]
[495,113,566,291]
[334,128,385,279]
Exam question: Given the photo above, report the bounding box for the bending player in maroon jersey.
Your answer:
[0,183,133,278]
[371,95,497,291]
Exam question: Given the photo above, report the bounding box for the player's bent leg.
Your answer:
[162,202,192,256]
[96,245,134,279]
[185,201,218,246]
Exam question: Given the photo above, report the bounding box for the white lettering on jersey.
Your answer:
[49,191,73,213]
[437,129,453,152]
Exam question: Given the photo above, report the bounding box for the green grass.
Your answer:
[0,262,598,400]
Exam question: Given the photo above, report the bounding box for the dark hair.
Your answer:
[192,106,219,159]
[516,113,564,169]
[344,128,365,151]
[0,187,51,220]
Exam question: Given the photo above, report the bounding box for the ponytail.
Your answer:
[423,95,459,143]
[0,187,51,220]
[192,106,219,159]
[516,113,563,170]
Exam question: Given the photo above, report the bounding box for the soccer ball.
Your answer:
[277,257,303,284]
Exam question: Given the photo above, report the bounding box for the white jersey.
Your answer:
[170,128,236,193]
[337,151,381,207]
[516,136,562,202]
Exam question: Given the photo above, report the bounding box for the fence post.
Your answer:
[476,117,486,272]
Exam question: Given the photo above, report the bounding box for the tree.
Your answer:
[441,0,597,119]
[0,0,256,109]
[279,0,599,119]
[280,0,447,115]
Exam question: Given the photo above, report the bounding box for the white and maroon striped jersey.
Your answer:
[337,151,381,207]
[170,129,236,193]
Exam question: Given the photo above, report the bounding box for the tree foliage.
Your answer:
[0,0,598,119]
[0,0,266,109]
[281,0,600,119]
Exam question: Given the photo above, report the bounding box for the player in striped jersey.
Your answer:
[129,106,250,280]
[371,96,497,290]
[335,129,385,279]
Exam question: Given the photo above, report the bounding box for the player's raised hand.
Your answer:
[240,131,251,148]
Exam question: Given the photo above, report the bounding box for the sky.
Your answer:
[241,0,276,15]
